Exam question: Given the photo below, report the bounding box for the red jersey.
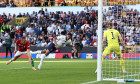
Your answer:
[16,39,30,52]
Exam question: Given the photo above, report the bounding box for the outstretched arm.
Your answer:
[102,37,106,49]
[53,36,58,47]
[119,35,125,47]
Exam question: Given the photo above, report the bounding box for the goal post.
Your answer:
[97,0,103,81]
[97,0,140,83]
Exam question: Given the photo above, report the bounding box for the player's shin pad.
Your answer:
[31,59,35,68]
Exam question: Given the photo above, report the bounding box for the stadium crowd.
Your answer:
[0,5,140,47]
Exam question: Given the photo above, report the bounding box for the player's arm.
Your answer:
[119,35,125,47]
[102,37,106,49]
[103,31,107,49]
[53,36,58,46]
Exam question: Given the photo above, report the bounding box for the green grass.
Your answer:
[0,59,139,84]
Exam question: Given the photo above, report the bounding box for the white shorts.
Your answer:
[14,51,28,57]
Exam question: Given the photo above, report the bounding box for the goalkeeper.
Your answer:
[102,23,126,73]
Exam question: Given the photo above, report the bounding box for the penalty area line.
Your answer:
[81,80,98,84]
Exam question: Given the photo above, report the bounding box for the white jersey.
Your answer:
[55,35,72,48]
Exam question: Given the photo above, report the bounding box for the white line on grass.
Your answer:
[81,81,98,84]
[112,73,140,79]
[0,61,94,63]
[0,67,31,70]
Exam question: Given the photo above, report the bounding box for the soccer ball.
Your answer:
[81,24,90,30]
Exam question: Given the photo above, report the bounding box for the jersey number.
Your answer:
[111,32,115,39]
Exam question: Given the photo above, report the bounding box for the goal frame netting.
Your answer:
[97,0,140,82]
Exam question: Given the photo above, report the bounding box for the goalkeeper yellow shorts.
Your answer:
[103,45,121,57]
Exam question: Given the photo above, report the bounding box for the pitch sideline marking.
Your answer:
[81,80,98,84]
[0,67,31,70]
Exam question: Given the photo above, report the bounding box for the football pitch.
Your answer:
[0,59,139,84]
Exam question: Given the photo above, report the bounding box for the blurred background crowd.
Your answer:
[0,5,140,48]
[0,0,140,7]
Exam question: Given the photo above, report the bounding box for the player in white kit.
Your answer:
[31,32,77,69]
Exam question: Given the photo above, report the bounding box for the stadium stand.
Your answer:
[0,5,139,53]
[0,0,140,7]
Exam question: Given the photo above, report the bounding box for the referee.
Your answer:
[6,35,13,58]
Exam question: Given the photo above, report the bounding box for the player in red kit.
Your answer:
[6,36,36,70]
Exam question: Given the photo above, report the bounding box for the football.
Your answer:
[81,24,90,30]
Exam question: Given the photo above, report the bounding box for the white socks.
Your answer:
[38,54,46,69]
[31,51,41,54]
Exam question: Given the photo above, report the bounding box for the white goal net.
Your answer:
[98,0,140,82]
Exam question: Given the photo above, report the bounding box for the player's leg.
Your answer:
[6,47,8,58]
[38,43,56,69]
[6,51,21,64]
[38,49,51,69]
[119,55,126,73]
[25,52,36,70]
[9,47,12,58]
[95,46,110,73]
[115,46,126,72]
[31,49,47,54]
[102,46,110,63]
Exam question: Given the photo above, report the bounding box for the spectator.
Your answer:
[44,0,49,6]
[5,35,13,58]
[17,13,22,17]
[20,25,26,33]
[15,24,20,30]
[8,13,12,20]
[76,23,81,31]
[37,40,42,47]
[39,8,45,15]
[127,40,135,46]
[31,40,37,46]
[26,25,32,33]
[41,39,47,47]
[91,38,97,47]
[5,26,10,33]
[16,28,22,35]
[61,1,66,6]
[17,33,22,39]
[47,24,53,33]
[82,37,87,47]
[65,22,71,31]
[86,37,92,46]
